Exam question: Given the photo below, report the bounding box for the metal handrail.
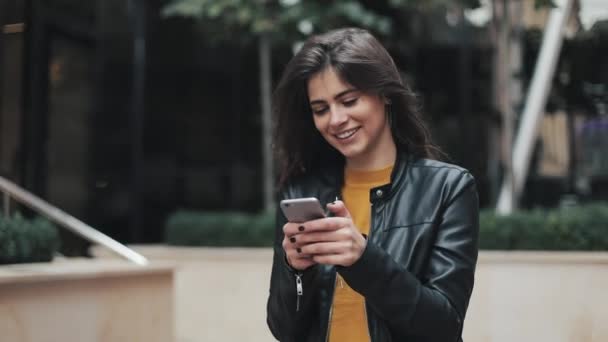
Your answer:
[0,176,148,265]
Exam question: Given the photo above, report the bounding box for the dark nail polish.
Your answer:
[290,237,296,243]
[298,226,305,232]
[296,248,302,253]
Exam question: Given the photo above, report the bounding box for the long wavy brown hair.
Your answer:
[273,28,442,187]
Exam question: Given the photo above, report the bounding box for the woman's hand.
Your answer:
[282,201,367,268]
[282,222,317,271]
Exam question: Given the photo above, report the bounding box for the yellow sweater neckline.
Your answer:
[344,164,393,187]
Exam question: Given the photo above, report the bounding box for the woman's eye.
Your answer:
[343,98,358,107]
[312,107,328,115]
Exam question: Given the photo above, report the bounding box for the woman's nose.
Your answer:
[329,106,348,128]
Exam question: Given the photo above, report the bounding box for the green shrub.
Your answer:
[479,202,608,250]
[164,202,608,250]
[164,210,275,247]
[0,212,61,264]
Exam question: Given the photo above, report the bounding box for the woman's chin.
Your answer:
[330,140,360,157]
[336,147,362,161]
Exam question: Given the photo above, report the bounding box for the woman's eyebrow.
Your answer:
[309,88,358,106]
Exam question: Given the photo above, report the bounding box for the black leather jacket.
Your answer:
[267,153,479,342]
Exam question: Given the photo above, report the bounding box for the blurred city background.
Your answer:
[1,0,607,341]
[1,0,607,248]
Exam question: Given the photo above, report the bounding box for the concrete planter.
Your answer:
[467,251,608,342]
[94,246,608,342]
[0,258,175,342]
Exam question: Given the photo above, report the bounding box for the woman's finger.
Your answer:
[312,253,353,266]
[326,200,352,219]
[291,230,347,246]
[299,241,350,255]
[283,217,350,236]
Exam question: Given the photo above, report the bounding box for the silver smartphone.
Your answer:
[280,197,326,223]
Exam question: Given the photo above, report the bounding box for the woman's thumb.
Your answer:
[326,200,351,218]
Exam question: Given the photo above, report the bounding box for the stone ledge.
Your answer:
[93,244,608,265]
[92,244,274,261]
[0,258,174,285]
[478,250,608,264]
[0,258,175,342]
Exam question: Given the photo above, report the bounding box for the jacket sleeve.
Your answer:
[266,192,321,342]
[338,171,479,341]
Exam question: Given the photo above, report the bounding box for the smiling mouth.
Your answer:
[334,127,359,140]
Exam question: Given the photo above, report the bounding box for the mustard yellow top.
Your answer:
[328,164,393,342]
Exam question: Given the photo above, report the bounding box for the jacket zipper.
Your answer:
[363,201,376,342]
[325,198,376,342]
[324,194,340,342]
[295,194,340,312]
[324,272,337,342]
[364,301,371,342]
[295,272,303,311]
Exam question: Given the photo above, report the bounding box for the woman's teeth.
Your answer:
[336,128,358,139]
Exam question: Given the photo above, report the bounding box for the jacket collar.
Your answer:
[323,150,410,204]
[369,150,409,203]
[296,150,410,204]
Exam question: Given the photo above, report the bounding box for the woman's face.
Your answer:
[307,67,396,170]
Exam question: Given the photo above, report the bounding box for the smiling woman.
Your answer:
[308,67,395,170]
[268,28,480,342]
[273,28,443,187]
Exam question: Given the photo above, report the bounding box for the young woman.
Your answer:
[267,28,479,342]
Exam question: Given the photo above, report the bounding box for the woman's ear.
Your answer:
[383,96,392,105]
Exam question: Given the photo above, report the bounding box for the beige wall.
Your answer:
[95,246,608,342]
[114,247,276,342]
[466,252,608,342]
[0,259,174,342]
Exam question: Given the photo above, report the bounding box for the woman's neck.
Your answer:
[345,143,397,171]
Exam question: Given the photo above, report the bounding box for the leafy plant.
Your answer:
[0,212,61,264]
[165,210,275,247]
[162,0,396,44]
[165,202,608,251]
[479,203,608,251]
